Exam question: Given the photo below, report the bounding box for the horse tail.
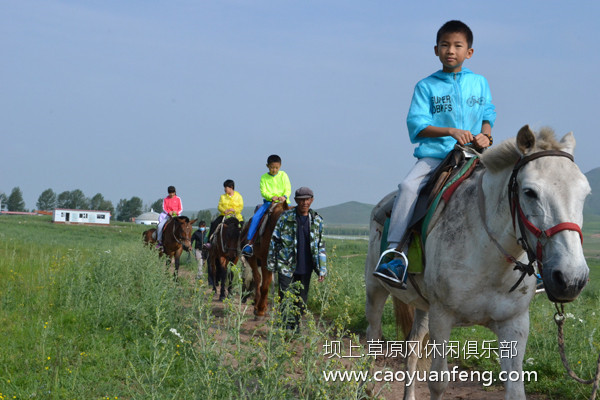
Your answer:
[393,296,414,340]
[394,299,431,371]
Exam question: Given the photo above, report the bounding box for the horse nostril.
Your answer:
[551,270,566,289]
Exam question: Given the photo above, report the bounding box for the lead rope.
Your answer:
[554,303,600,399]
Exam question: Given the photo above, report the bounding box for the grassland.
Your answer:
[1,214,599,399]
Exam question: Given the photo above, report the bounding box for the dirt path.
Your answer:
[176,266,551,399]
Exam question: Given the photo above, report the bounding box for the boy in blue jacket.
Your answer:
[374,20,496,287]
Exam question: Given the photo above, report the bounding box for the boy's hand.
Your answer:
[449,128,474,145]
[472,133,491,148]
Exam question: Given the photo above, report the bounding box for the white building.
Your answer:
[53,208,111,225]
[135,209,160,225]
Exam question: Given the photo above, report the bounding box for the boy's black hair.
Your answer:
[223,179,235,189]
[267,154,282,164]
[167,186,176,193]
[199,220,206,226]
[436,20,473,48]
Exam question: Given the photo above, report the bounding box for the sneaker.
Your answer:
[242,244,253,257]
[203,243,211,250]
[373,249,408,289]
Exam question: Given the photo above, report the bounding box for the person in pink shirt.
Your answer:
[157,185,183,244]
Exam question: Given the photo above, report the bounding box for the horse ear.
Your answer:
[559,131,576,155]
[190,219,198,224]
[516,125,536,154]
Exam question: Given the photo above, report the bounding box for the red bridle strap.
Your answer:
[517,206,583,264]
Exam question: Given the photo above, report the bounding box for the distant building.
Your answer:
[53,208,111,225]
[135,209,160,225]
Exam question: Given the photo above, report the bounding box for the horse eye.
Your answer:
[523,189,538,199]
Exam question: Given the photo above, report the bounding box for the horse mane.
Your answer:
[479,127,565,173]
[175,216,190,223]
[222,217,241,239]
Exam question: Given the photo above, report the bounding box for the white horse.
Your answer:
[365,125,591,400]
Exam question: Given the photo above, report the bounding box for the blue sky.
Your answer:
[2,0,599,211]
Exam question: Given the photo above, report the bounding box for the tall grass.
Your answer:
[0,216,371,399]
[1,214,599,399]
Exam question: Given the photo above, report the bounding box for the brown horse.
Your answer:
[142,228,157,245]
[208,216,242,301]
[240,201,290,317]
[161,216,197,277]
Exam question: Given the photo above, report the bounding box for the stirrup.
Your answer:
[242,244,253,257]
[376,249,408,270]
[374,249,408,289]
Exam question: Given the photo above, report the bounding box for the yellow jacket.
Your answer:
[218,191,244,221]
[260,170,291,203]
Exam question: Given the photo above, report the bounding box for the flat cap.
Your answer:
[294,187,314,199]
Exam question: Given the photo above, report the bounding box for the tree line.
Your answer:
[1,187,216,224]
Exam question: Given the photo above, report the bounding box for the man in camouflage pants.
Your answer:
[267,187,327,331]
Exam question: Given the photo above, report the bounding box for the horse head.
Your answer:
[511,125,591,302]
[220,217,242,262]
[174,216,196,252]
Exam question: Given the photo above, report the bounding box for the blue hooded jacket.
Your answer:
[407,68,496,159]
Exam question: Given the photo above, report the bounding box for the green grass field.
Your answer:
[1,215,599,399]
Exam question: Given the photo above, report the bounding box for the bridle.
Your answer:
[170,217,191,249]
[216,219,239,260]
[479,150,583,292]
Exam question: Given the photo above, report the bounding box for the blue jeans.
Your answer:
[246,200,271,242]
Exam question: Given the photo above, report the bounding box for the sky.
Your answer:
[2,0,600,212]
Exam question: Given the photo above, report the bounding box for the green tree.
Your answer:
[56,189,89,209]
[36,188,57,211]
[0,192,7,211]
[89,193,114,214]
[116,197,143,222]
[7,187,26,212]
[195,209,213,225]
[149,198,163,213]
[56,191,70,208]
[68,189,89,209]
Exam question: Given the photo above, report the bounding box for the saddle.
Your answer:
[152,216,172,241]
[375,147,481,273]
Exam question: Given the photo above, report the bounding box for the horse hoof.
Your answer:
[219,295,226,302]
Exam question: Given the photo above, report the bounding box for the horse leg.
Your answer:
[173,255,179,280]
[218,258,227,301]
[426,305,454,400]
[250,259,263,316]
[227,268,234,298]
[209,257,217,293]
[489,312,529,400]
[403,309,429,400]
[365,275,390,341]
[240,257,253,304]
[256,266,273,317]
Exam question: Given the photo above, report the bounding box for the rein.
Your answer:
[216,219,238,258]
[553,304,600,399]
